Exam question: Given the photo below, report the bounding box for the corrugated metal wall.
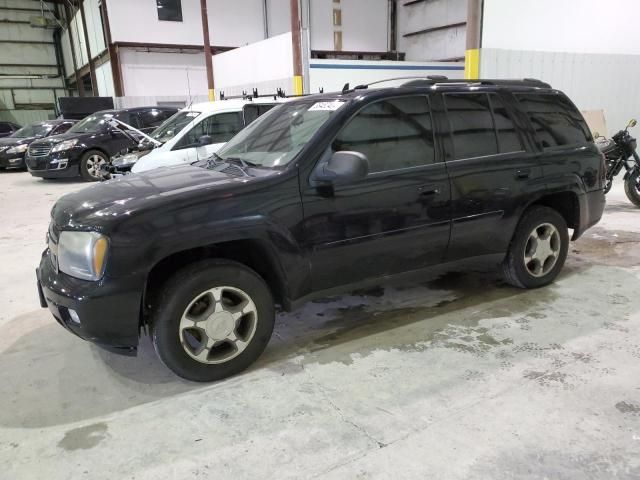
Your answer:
[480,48,640,136]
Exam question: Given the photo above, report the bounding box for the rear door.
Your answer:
[513,92,599,192]
[439,90,542,260]
[300,94,451,291]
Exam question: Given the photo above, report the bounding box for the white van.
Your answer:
[114,98,285,174]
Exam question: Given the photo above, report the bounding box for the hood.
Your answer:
[0,136,34,148]
[51,164,267,230]
[31,131,98,146]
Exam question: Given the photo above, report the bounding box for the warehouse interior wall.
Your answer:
[0,0,66,123]
[480,0,640,133]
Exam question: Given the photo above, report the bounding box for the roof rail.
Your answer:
[342,75,450,94]
[402,78,551,88]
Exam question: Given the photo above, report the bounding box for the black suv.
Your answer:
[25,106,177,181]
[37,79,605,381]
[0,120,76,170]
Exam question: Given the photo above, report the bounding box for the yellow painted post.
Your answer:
[293,75,303,96]
[208,89,216,101]
[465,48,480,80]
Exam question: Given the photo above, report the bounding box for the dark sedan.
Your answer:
[25,107,177,181]
[0,120,76,170]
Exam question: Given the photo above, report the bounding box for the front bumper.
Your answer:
[0,152,26,168]
[25,149,82,178]
[37,248,143,354]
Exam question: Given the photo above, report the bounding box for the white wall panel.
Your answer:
[106,0,266,46]
[120,50,207,97]
[266,0,290,37]
[208,0,264,46]
[212,32,293,97]
[480,48,640,136]
[107,0,203,44]
[310,0,388,51]
[483,0,640,55]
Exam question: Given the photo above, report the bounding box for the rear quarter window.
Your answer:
[515,93,591,149]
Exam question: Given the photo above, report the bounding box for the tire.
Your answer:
[80,150,108,182]
[150,259,275,382]
[624,171,640,207]
[501,206,569,289]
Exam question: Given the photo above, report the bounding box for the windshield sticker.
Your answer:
[186,112,200,117]
[309,101,345,112]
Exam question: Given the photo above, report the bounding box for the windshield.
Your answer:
[11,123,54,138]
[69,113,114,133]
[213,100,345,168]
[151,110,201,143]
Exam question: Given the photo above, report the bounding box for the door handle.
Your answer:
[515,168,531,179]
[418,185,440,195]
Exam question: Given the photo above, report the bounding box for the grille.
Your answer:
[28,143,52,157]
[26,156,49,170]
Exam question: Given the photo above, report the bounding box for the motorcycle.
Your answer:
[595,119,640,206]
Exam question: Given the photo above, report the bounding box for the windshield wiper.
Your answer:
[225,156,258,168]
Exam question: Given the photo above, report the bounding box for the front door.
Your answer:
[300,95,451,292]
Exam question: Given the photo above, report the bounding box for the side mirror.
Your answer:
[197,135,213,147]
[628,119,637,128]
[314,151,369,185]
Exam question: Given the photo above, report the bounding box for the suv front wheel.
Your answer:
[150,260,275,382]
[502,206,569,289]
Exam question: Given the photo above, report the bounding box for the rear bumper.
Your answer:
[573,189,606,240]
[37,248,143,353]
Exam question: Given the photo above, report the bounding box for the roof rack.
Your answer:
[219,87,325,101]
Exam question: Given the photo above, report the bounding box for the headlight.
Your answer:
[113,152,141,167]
[51,139,78,152]
[58,231,109,281]
[6,144,27,154]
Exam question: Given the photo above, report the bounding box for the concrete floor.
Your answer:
[0,169,639,479]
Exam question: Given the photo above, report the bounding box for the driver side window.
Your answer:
[332,96,435,174]
[174,112,243,149]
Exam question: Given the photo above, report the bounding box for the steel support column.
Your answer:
[200,0,215,101]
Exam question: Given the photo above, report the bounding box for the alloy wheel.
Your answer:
[523,222,561,277]
[179,286,258,364]
[86,155,106,178]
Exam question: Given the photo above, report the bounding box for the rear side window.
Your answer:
[243,104,277,126]
[333,96,435,173]
[175,112,243,148]
[138,109,167,129]
[444,93,524,160]
[0,123,11,133]
[515,93,591,149]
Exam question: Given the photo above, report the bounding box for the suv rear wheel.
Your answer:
[502,206,569,288]
[151,260,275,382]
[80,150,108,181]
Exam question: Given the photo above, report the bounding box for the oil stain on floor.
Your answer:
[58,422,109,451]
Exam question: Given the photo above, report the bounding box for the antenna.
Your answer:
[341,83,350,94]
